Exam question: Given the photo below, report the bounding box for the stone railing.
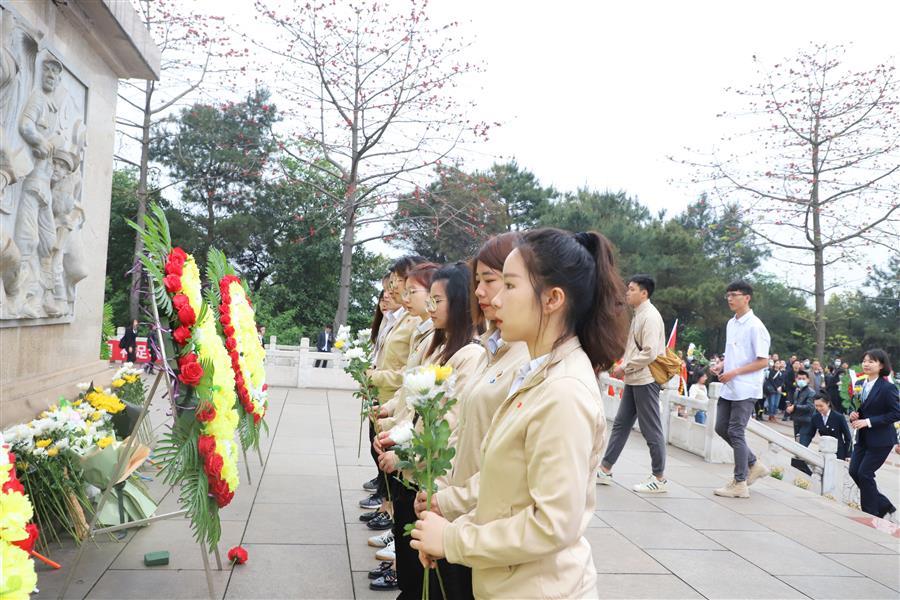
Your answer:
[263,336,356,389]
[598,374,856,501]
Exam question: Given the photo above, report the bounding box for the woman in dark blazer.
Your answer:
[811,393,853,459]
[848,349,900,519]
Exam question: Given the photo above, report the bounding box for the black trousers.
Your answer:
[428,560,474,600]
[368,419,386,497]
[849,441,896,518]
[393,484,424,599]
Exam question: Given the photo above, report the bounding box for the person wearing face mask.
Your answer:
[764,360,785,422]
[786,370,816,446]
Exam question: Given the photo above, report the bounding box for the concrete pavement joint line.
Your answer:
[326,388,358,600]
[224,386,289,600]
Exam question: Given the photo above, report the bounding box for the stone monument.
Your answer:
[1,0,159,426]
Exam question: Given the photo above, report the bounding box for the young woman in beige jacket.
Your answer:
[411,229,628,599]
[377,262,483,600]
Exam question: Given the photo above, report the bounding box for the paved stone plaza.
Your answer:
[33,385,900,599]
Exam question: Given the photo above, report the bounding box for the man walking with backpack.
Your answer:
[598,274,669,493]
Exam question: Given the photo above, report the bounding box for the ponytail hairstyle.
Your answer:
[370,289,385,344]
[428,262,477,366]
[472,232,521,329]
[516,228,628,372]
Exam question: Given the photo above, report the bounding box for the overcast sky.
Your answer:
[174,1,900,288]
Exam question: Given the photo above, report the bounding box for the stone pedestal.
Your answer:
[0,0,159,427]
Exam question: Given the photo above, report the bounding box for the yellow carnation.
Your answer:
[334,339,344,349]
[47,447,59,457]
[97,436,114,449]
[35,439,51,448]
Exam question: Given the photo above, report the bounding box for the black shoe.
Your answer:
[363,477,379,492]
[367,512,393,530]
[368,561,393,580]
[359,493,382,509]
[369,571,398,590]
[359,509,382,522]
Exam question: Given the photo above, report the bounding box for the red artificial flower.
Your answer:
[221,292,231,305]
[197,435,216,457]
[172,294,191,311]
[262,384,268,392]
[253,413,261,424]
[216,489,234,508]
[178,359,204,387]
[2,478,24,495]
[227,546,248,565]
[12,523,39,554]
[204,452,224,476]
[164,259,183,277]
[220,313,231,326]
[177,304,196,327]
[223,325,235,337]
[172,325,192,346]
[163,274,182,294]
[168,247,187,266]
[225,337,237,351]
[195,404,216,423]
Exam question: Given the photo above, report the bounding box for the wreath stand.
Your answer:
[59,279,223,600]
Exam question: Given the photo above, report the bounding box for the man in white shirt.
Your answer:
[711,280,772,498]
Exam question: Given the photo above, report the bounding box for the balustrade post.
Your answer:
[705,382,722,462]
[818,435,838,496]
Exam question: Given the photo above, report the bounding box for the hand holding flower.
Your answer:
[410,511,448,560]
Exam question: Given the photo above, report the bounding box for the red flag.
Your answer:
[667,319,678,349]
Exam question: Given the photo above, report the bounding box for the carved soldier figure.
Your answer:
[14,56,64,317]
[49,140,86,313]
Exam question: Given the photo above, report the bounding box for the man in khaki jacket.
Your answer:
[597,274,669,493]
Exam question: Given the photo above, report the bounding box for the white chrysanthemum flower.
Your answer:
[54,437,70,450]
[389,421,415,446]
[403,368,436,399]
[3,424,34,444]
[76,382,90,391]
[345,347,366,360]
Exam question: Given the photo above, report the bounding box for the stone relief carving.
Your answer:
[1,7,88,324]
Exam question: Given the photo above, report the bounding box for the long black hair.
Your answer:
[427,262,476,366]
[370,290,385,345]
[516,228,628,372]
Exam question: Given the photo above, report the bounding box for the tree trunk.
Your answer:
[810,115,826,360]
[128,80,154,321]
[334,209,356,329]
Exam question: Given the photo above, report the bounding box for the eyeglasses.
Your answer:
[724,292,746,300]
[425,296,444,312]
[401,288,427,300]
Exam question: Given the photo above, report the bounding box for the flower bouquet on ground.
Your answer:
[132,204,240,552]
[393,364,457,600]
[0,446,38,599]
[1,391,124,545]
[205,249,269,454]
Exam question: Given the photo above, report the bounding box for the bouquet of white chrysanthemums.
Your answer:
[334,327,378,453]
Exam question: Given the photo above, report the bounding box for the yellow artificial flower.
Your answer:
[0,543,37,600]
[97,436,114,449]
[124,374,138,384]
[35,439,51,448]
[73,398,82,405]
[91,412,102,421]
[334,339,345,349]
[93,386,103,393]
[0,491,33,542]
[111,379,125,388]
[47,448,59,457]
[428,364,453,384]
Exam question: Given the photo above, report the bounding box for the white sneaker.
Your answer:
[596,470,613,486]
[375,540,395,561]
[714,479,750,498]
[368,531,394,548]
[632,475,668,494]
[747,462,770,486]
[885,511,898,524]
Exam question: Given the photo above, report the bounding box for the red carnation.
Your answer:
[216,489,234,508]
[177,304,196,327]
[220,313,231,326]
[178,359,204,386]
[12,523,39,554]
[253,413,261,424]
[2,478,24,495]
[225,337,237,351]
[172,325,192,346]
[196,404,216,423]
[205,452,224,476]
[227,546,248,565]
[262,384,268,392]
[172,294,191,311]
[165,259,183,277]
[197,435,216,457]
[223,325,235,337]
[221,292,231,304]
[163,274,182,294]
[168,247,187,266]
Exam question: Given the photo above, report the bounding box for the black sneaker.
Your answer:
[359,494,382,509]
[363,477,379,492]
[359,509,382,522]
[368,561,393,580]
[366,511,393,530]
[369,571,397,591]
